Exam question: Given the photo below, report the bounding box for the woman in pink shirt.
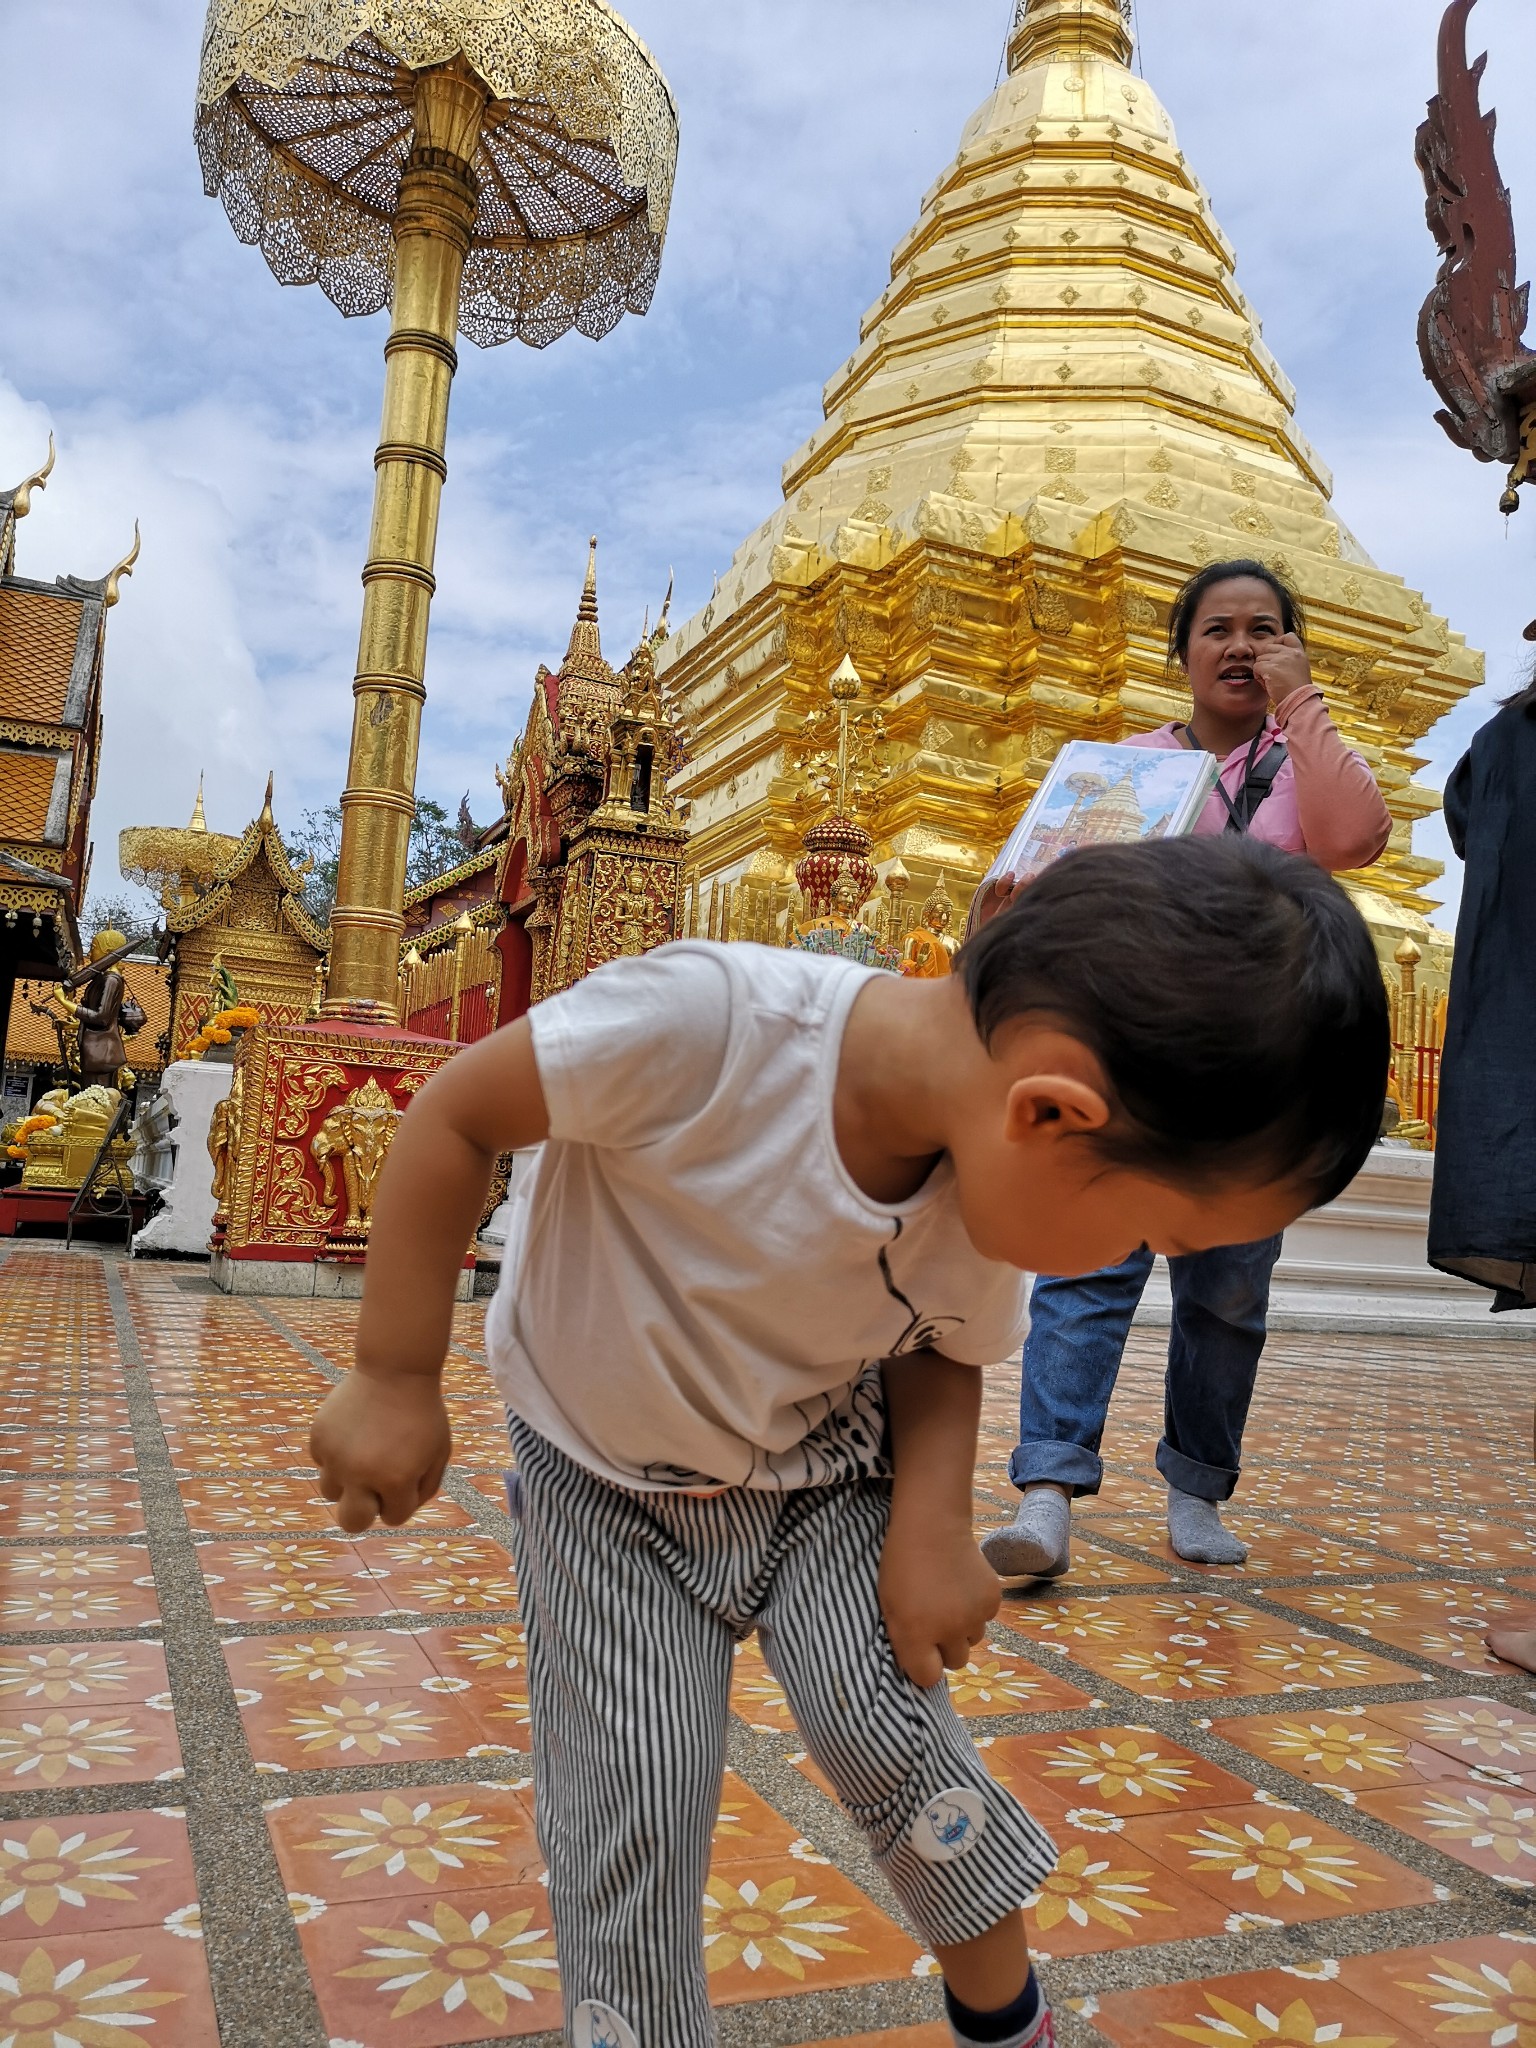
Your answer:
[981,561,1390,1580]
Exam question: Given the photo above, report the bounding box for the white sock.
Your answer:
[980,1487,1071,1580]
[1167,1486,1248,1564]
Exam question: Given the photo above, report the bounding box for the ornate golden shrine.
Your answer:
[660,0,1482,998]
[16,1085,132,1193]
[402,543,689,1037]
[211,1021,451,1265]
[163,779,326,1062]
[539,616,688,998]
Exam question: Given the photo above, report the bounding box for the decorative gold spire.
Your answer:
[189,777,208,834]
[102,522,141,608]
[562,536,612,684]
[6,434,55,521]
[1008,0,1132,71]
[258,773,275,832]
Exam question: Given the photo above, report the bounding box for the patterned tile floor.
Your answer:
[1,1247,1536,2046]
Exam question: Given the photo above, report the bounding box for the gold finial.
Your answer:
[103,522,141,608]
[7,434,55,521]
[562,536,609,682]
[790,655,890,823]
[885,857,911,897]
[188,776,208,833]
[654,569,674,641]
[829,654,862,702]
[1395,936,1422,968]
[1008,0,1133,73]
[258,773,275,831]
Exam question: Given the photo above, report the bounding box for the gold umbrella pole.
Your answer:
[324,60,488,1022]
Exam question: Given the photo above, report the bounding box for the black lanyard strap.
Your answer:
[1177,726,1290,835]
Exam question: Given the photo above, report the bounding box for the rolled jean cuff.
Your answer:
[1157,1440,1239,1503]
[1009,1442,1104,1497]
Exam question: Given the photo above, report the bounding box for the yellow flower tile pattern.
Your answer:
[2,1246,1535,2044]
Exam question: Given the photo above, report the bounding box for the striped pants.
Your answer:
[508,1420,1057,2048]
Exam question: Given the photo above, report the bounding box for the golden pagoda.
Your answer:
[661,0,1482,986]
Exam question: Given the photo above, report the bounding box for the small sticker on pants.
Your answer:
[911,1786,987,1863]
[572,2001,639,2048]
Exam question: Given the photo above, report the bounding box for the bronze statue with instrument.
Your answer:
[31,928,162,1090]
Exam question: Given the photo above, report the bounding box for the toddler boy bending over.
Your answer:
[311,838,1388,2048]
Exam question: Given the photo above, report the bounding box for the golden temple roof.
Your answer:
[166,775,328,953]
[0,586,87,726]
[0,752,65,841]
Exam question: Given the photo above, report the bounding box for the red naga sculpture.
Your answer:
[1417,0,1536,504]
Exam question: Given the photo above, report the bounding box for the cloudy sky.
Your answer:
[3,0,1533,926]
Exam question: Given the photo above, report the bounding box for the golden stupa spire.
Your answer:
[561,536,612,684]
[1008,0,1132,71]
[659,0,1485,954]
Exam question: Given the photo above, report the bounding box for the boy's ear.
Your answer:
[1003,1075,1112,1144]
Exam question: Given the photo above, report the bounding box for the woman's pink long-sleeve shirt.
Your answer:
[1128,685,1391,873]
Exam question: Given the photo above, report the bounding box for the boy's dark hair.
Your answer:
[958,838,1388,1208]
[1167,560,1307,668]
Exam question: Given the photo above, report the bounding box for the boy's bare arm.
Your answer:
[309,1021,551,1534]
[879,1353,1001,1688]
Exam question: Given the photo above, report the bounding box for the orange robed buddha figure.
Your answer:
[901,875,959,979]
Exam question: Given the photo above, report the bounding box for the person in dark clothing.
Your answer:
[1432,676,1536,1675]
[1429,677,1536,1313]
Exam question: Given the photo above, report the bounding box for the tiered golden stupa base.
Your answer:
[208,1018,472,1299]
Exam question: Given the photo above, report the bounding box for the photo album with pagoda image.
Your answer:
[985,741,1221,885]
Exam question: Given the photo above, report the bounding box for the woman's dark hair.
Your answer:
[1503,662,1536,713]
[958,837,1389,1208]
[1167,560,1307,669]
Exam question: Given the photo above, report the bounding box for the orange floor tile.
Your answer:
[0,1247,1534,2047]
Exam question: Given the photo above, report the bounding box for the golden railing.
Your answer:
[399,912,502,1043]
[1387,938,1446,1149]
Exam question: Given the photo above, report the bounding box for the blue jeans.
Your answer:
[1010,1237,1285,1503]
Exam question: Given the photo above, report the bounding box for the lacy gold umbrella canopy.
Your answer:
[195,0,679,348]
[195,0,678,1019]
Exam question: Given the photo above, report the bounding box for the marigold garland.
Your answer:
[187,1006,260,1060]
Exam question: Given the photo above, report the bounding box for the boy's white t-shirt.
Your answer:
[485,942,1031,1494]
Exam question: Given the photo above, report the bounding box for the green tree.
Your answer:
[286,798,480,925]
[80,891,159,955]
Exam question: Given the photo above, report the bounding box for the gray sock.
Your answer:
[1166,1487,1248,1565]
[980,1486,1071,1580]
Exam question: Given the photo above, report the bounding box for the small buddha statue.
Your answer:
[902,873,960,979]
[793,871,901,971]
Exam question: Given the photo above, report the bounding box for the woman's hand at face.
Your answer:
[975,873,1026,929]
[1254,632,1312,710]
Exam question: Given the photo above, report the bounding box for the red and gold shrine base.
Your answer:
[219,1018,462,1264]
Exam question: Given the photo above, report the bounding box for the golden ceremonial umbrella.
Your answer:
[195,0,678,1019]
